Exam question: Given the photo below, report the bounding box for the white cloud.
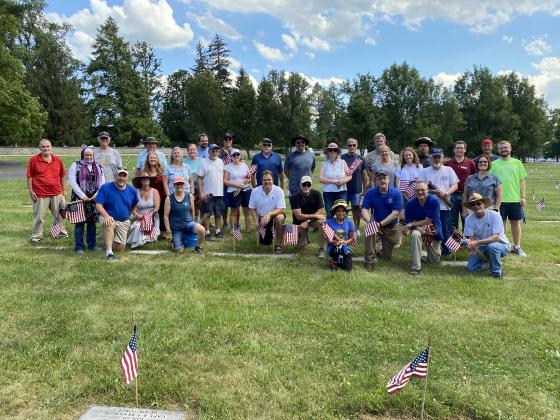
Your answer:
[281,33,298,51]
[522,35,552,56]
[298,73,345,88]
[189,11,242,40]
[47,0,193,60]
[364,36,377,46]
[253,41,286,61]
[432,72,461,88]
[229,56,242,69]
[250,68,260,74]
[530,56,560,107]
[305,52,316,59]
[502,35,513,44]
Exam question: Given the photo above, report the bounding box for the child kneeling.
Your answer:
[325,199,354,271]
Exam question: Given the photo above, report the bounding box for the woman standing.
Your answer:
[319,142,351,214]
[462,156,502,218]
[143,151,167,236]
[395,147,422,247]
[184,143,201,221]
[371,145,399,188]
[224,148,252,234]
[127,174,161,249]
[163,146,194,196]
[67,147,105,253]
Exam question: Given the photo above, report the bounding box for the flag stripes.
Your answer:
[364,221,380,237]
[66,201,86,224]
[120,325,138,385]
[282,224,299,245]
[387,347,429,394]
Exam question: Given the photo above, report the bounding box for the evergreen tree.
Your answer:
[132,41,163,116]
[227,68,256,148]
[85,17,162,146]
[160,69,190,144]
[311,82,345,145]
[191,41,210,75]
[255,76,282,143]
[344,91,377,147]
[207,34,231,97]
[278,72,312,150]
[544,108,560,161]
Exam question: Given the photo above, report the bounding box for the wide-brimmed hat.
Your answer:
[330,199,351,215]
[291,134,309,145]
[132,174,156,188]
[143,136,158,144]
[464,193,492,209]
[414,137,434,147]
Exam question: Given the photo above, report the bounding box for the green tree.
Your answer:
[85,17,162,146]
[311,82,345,146]
[160,69,190,144]
[344,91,377,147]
[278,72,312,151]
[255,76,282,144]
[132,41,162,115]
[544,108,560,161]
[207,34,231,98]
[227,68,256,148]
[191,41,210,75]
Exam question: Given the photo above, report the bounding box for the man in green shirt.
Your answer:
[490,140,527,257]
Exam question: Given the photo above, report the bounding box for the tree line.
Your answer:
[1,0,560,160]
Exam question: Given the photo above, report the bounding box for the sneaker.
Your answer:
[274,245,283,254]
[30,238,41,244]
[215,231,223,239]
[513,246,526,257]
[222,223,228,230]
[75,249,84,254]
[409,269,421,276]
[106,253,118,262]
[317,248,326,259]
[205,232,212,241]
[88,246,101,252]
[492,272,502,279]
[194,246,204,254]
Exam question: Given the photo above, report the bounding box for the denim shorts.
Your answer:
[172,222,197,250]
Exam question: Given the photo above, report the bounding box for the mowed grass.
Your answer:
[0,156,559,419]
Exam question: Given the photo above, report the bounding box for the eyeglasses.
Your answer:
[262,144,272,147]
[347,144,357,148]
[301,182,312,187]
[232,153,241,157]
[415,189,427,193]
[328,149,338,152]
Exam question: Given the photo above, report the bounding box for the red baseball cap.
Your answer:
[481,138,493,145]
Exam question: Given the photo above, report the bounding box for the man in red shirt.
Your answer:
[27,139,68,242]
[444,140,476,231]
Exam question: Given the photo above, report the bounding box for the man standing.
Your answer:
[135,137,167,176]
[196,144,225,240]
[463,193,510,278]
[251,138,284,188]
[95,166,138,261]
[414,137,434,168]
[220,132,235,229]
[474,138,500,164]
[402,181,443,275]
[249,170,286,254]
[27,139,68,242]
[365,132,397,178]
[361,169,402,271]
[417,147,458,253]
[290,175,326,257]
[94,131,122,183]
[341,137,368,229]
[285,134,316,197]
[444,140,476,231]
[490,140,527,257]
[197,133,209,159]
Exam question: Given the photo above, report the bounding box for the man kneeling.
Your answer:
[463,193,509,278]
[164,176,205,254]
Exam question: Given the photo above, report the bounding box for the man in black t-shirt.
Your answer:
[289,175,326,257]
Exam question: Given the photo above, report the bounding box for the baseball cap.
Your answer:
[261,138,272,145]
[481,138,493,145]
[116,166,128,175]
[98,131,110,138]
[173,176,186,184]
[375,169,389,177]
[430,147,444,156]
[300,175,313,185]
[230,148,241,155]
[209,144,220,151]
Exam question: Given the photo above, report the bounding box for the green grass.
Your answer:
[1,157,559,419]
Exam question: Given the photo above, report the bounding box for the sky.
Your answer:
[46,0,560,107]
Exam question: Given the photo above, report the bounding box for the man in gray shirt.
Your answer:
[284,134,316,196]
[94,131,122,183]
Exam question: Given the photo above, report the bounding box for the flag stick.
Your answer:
[233,235,236,252]
[420,337,432,420]
[135,375,139,407]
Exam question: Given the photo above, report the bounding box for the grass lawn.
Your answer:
[0,156,559,419]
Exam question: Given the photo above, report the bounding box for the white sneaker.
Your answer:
[513,246,527,257]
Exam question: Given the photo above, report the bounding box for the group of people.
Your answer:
[27,131,527,278]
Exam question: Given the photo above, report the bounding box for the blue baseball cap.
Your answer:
[209,144,220,151]
[430,147,444,156]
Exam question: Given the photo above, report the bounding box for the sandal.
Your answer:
[274,245,283,254]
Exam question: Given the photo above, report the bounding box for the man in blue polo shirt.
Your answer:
[285,134,316,197]
[96,166,138,261]
[361,169,402,271]
[402,181,443,275]
[251,138,284,188]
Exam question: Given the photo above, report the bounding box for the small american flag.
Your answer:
[248,164,258,177]
[140,211,154,232]
[364,220,380,237]
[536,198,545,212]
[282,224,299,245]
[349,230,358,247]
[322,222,335,242]
[345,159,362,176]
[121,324,139,385]
[231,224,243,241]
[444,234,462,253]
[398,180,416,199]
[387,347,430,394]
[51,217,62,238]
[257,220,267,239]
[463,238,477,256]
[66,201,86,224]
[222,153,232,165]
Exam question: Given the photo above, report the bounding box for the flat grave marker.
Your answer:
[80,405,186,420]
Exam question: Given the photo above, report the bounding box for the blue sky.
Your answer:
[46,0,560,107]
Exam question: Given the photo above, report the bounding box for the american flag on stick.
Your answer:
[345,159,362,176]
[140,211,154,232]
[257,220,267,239]
[536,198,545,212]
[444,234,462,253]
[398,180,416,199]
[387,347,430,394]
[51,217,62,238]
[248,164,258,177]
[282,224,299,245]
[66,201,86,224]
[364,220,380,237]
[423,224,438,246]
[349,230,358,247]
[321,222,335,242]
[231,224,243,241]
[222,152,232,165]
[120,324,138,385]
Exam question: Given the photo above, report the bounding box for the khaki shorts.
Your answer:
[112,220,131,244]
[296,220,322,248]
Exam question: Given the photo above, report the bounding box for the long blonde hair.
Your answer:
[400,147,420,168]
[143,151,164,175]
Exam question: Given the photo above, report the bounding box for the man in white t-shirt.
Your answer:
[196,144,225,240]
[417,148,458,254]
[249,170,286,253]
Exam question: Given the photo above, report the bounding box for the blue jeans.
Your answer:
[323,191,347,216]
[467,242,509,276]
[74,221,96,251]
[450,192,464,231]
[440,210,452,254]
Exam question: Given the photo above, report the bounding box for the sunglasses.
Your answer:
[347,144,357,148]
[232,153,241,157]
[295,141,305,145]
[328,148,338,152]
[301,182,312,187]
[262,144,272,147]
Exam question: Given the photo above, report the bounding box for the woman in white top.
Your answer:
[319,142,351,214]
[396,147,422,246]
[224,148,252,234]
[127,174,161,249]
[67,147,105,253]
[163,146,194,196]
